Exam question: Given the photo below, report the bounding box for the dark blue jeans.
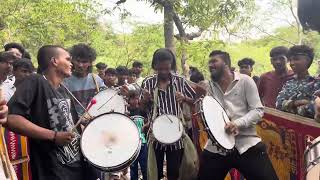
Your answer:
[130,144,148,180]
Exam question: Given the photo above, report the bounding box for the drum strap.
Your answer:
[91,74,100,93]
[172,82,186,126]
[151,86,186,126]
[209,80,229,114]
[151,87,159,121]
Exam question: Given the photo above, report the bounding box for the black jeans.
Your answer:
[198,142,278,180]
[153,144,184,180]
[84,160,104,180]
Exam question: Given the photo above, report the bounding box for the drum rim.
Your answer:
[87,141,142,172]
[130,115,145,119]
[93,87,120,95]
[152,114,183,145]
[80,112,141,172]
[199,96,235,150]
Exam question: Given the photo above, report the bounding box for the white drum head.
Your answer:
[81,113,140,170]
[88,89,126,116]
[202,96,235,150]
[152,114,183,144]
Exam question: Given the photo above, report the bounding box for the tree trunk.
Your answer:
[180,41,188,77]
[163,4,175,52]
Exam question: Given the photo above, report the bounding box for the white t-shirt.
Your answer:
[136,76,144,86]
[1,76,16,102]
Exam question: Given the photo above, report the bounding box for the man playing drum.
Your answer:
[198,50,278,180]
[140,48,197,180]
[5,45,85,180]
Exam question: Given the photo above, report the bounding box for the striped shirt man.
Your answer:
[141,73,196,150]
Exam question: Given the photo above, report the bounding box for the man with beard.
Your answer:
[258,46,294,108]
[5,45,85,180]
[198,50,278,180]
[140,48,196,180]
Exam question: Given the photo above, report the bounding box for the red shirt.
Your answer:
[258,70,294,108]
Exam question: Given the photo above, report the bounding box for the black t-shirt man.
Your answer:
[8,74,84,180]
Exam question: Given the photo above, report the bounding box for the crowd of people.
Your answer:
[0,42,319,180]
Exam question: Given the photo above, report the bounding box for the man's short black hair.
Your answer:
[105,68,117,75]
[190,70,205,83]
[116,66,129,76]
[151,48,177,71]
[69,43,96,62]
[270,46,289,58]
[209,50,231,68]
[238,58,255,67]
[0,51,17,63]
[96,62,107,70]
[23,51,31,60]
[128,69,137,76]
[4,42,25,55]
[37,45,65,74]
[288,45,314,68]
[128,90,140,100]
[132,61,143,68]
[13,58,35,72]
[189,66,198,73]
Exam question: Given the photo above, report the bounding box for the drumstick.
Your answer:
[97,91,119,110]
[61,83,88,111]
[72,99,96,132]
[61,83,97,131]
[11,156,29,166]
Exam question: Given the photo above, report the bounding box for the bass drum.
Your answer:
[81,113,141,172]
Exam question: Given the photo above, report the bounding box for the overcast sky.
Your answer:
[101,0,296,37]
[102,0,163,33]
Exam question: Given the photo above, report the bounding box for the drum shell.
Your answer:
[81,112,141,172]
[197,98,234,152]
[304,136,320,173]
